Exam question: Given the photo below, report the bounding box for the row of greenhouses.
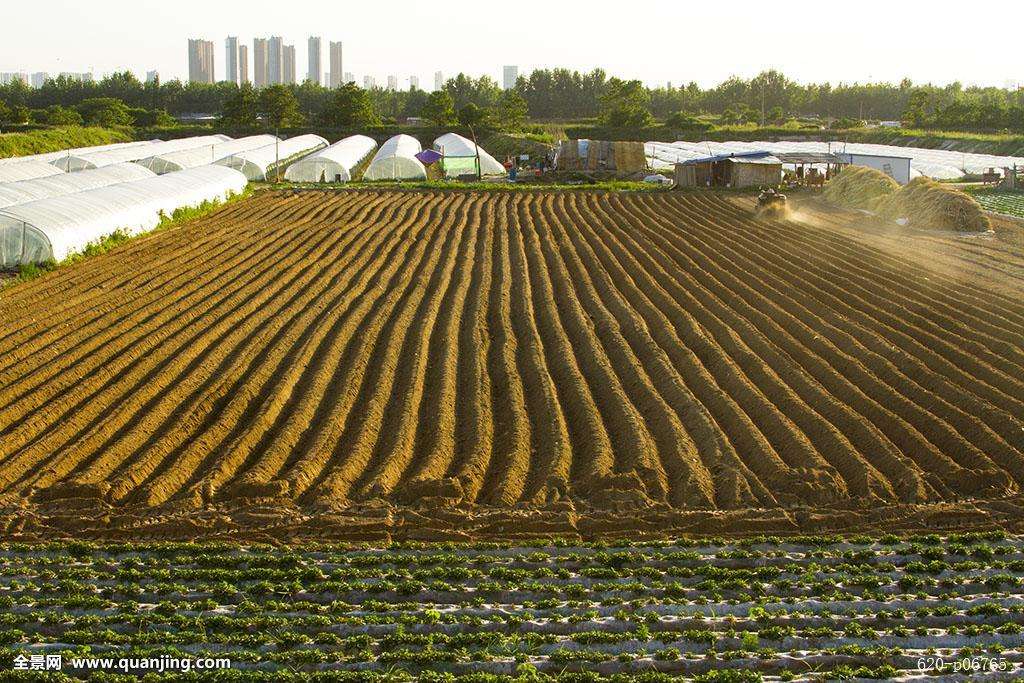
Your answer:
[0,131,509,268]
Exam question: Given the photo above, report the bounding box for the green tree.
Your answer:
[322,83,379,127]
[259,85,304,129]
[76,97,132,127]
[599,78,652,128]
[221,83,259,128]
[495,90,528,131]
[457,102,488,127]
[421,90,456,126]
[44,104,83,126]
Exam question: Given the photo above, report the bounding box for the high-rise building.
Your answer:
[238,45,249,84]
[31,72,48,88]
[502,65,518,90]
[343,72,354,85]
[225,36,240,84]
[145,70,159,84]
[329,41,343,88]
[282,44,297,85]
[253,38,268,87]
[0,73,28,86]
[307,36,322,85]
[267,36,284,85]
[387,75,398,91]
[363,75,376,89]
[188,38,215,84]
[434,71,444,91]
[409,75,419,91]
[59,72,93,83]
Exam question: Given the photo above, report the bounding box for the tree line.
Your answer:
[1,68,1022,133]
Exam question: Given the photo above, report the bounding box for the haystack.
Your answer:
[876,176,991,233]
[822,166,899,211]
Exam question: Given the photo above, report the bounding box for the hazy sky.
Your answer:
[3,0,1022,88]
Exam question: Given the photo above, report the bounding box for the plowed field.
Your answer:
[1,189,1023,541]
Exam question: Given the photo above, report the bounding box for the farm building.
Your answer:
[215,134,329,181]
[0,165,247,268]
[433,133,505,178]
[0,163,155,210]
[556,139,646,174]
[137,135,279,175]
[363,134,427,181]
[52,135,231,171]
[837,152,912,185]
[284,135,378,183]
[674,151,783,188]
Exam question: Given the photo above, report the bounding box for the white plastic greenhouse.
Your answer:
[0,140,154,166]
[0,163,156,210]
[52,135,231,172]
[0,165,247,268]
[284,135,378,183]
[434,133,506,177]
[0,160,66,184]
[137,135,279,175]
[215,134,329,181]
[363,134,426,181]
[645,140,1024,181]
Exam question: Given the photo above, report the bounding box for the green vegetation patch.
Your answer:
[0,126,132,160]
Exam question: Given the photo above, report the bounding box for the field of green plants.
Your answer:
[1,534,1021,681]
[966,188,1024,219]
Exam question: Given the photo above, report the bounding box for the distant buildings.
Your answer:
[434,71,444,91]
[283,44,296,84]
[329,41,343,88]
[0,72,28,86]
[387,75,398,91]
[238,45,249,84]
[503,65,518,90]
[307,36,322,85]
[267,36,284,85]
[410,75,419,91]
[145,70,159,84]
[31,72,48,88]
[188,38,215,84]
[363,75,376,89]
[343,72,354,85]
[253,38,268,87]
[59,72,93,83]
[225,36,240,84]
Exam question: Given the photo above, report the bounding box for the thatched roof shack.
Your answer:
[674,151,782,189]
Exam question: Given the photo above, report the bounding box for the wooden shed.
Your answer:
[674,151,783,189]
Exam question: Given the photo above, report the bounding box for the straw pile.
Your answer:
[876,176,991,233]
[612,141,647,173]
[822,166,899,210]
[557,140,581,171]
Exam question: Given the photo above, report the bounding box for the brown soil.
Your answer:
[1,188,1022,542]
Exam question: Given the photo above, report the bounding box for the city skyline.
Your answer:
[4,1,1020,90]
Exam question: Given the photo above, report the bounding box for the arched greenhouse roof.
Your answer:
[215,134,329,181]
[0,165,247,268]
[0,140,154,167]
[137,135,279,175]
[0,163,155,210]
[284,135,378,183]
[0,160,66,184]
[52,135,232,172]
[434,133,506,176]
[363,134,426,181]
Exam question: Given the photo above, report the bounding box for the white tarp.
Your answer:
[645,139,1024,181]
[433,133,506,176]
[52,135,231,172]
[0,160,66,184]
[215,134,329,181]
[363,134,426,181]
[0,163,155,210]
[284,134,378,183]
[0,165,247,267]
[137,135,279,175]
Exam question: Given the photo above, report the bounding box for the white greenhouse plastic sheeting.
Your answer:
[284,135,378,183]
[0,165,247,268]
[0,140,154,166]
[137,135,280,175]
[215,134,329,181]
[363,134,426,181]
[645,140,1024,181]
[433,133,506,176]
[0,163,156,210]
[52,135,232,172]
[0,160,66,184]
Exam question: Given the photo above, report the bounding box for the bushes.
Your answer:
[0,125,131,160]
